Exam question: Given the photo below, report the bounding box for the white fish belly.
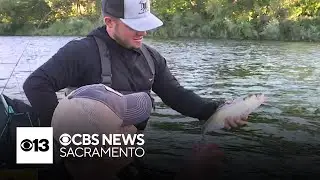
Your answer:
[202,94,266,134]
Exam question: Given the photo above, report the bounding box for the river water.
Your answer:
[0,36,320,179]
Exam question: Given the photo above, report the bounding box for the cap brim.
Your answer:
[120,12,163,31]
[122,92,152,126]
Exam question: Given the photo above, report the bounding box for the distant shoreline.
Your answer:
[1,21,319,43]
[1,33,320,45]
[1,0,320,42]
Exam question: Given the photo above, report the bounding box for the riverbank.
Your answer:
[1,0,319,42]
[1,16,319,42]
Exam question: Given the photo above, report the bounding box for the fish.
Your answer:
[202,93,266,135]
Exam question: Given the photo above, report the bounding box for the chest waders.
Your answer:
[65,36,155,130]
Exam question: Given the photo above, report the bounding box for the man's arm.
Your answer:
[151,50,223,121]
[23,40,87,126]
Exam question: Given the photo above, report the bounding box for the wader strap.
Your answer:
[140,44,155,111]
[140,44,155,77]
[94,36,112,87]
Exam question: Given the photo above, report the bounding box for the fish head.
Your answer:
[244,93,266,104]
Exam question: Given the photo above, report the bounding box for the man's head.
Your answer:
[101,0,163,49]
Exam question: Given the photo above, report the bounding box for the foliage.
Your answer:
[0,0,320,41]
[0,0,51,34]
[149,0,320,41]
[32,17,96,36]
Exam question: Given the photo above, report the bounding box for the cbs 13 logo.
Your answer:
[20,138,50,152]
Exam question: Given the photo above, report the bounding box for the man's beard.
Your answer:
[113,25,133,49]
[114,34,131,49]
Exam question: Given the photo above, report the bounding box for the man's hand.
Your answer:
[224,114,249,130]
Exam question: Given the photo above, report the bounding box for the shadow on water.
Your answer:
[1,37,320,179]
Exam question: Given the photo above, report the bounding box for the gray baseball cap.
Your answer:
[51,84,152,136]
[102,0,163,31]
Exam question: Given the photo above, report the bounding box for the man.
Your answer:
[23,0,247,131]
[21,0,247,179]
